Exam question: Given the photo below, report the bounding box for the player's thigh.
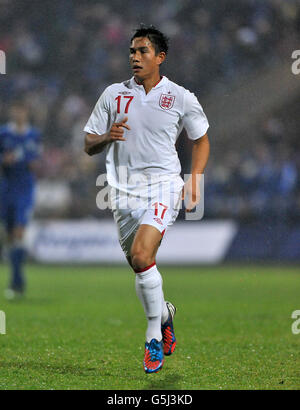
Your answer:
[12,225,26,241]
[131,224,162,260]
[130,196,181,262]
[0,202,15,237]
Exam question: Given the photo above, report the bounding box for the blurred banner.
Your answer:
[25,220,237,264]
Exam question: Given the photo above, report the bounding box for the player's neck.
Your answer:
[13,121,29,134]
[135,73,162,94]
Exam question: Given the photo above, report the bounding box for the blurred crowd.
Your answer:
[0,0,300,221]
[204,111,300,222]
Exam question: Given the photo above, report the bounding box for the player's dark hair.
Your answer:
[131,24,169,55]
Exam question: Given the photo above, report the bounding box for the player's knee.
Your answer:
[131,250,153,272]
[13,228,25,242]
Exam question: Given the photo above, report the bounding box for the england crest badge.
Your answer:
[159,94,175,110]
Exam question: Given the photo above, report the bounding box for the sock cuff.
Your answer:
[134,261,156,274]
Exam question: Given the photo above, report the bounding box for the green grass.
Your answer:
[0,263,299,390]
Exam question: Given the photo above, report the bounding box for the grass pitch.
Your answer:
[0,263,299,390]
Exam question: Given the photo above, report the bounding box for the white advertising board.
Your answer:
[26,220,237,264]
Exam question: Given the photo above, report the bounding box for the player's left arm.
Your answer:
[25,132,42,174]
[182,89,210,212]
[183,133,210,212]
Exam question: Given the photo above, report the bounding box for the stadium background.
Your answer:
[0,0,300,391]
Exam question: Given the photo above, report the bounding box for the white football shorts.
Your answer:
[110,182,182,258]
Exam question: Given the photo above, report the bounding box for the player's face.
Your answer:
[129,37,165,81]
[10,106,29,124]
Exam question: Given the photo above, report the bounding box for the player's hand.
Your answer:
[106,117,130,142]
[2,152,16,166]
[182,175,201,212]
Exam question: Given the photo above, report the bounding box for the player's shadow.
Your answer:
[144,373,182,390]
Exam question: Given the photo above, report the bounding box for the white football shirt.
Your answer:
[84,76,209,195]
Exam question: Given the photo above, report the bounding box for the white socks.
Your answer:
[135,264,168,343]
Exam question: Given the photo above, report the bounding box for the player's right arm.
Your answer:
[0,128,16,166]
[84,86,131,156]
[84,117,130,156]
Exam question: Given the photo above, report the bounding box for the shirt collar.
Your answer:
[130,75,168,91]
[7,122,30,136]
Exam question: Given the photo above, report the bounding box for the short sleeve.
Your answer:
[84,88,111,136]
[182,90,209,140]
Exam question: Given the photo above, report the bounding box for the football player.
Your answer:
[84,25,210,373]
[0,101,41,299]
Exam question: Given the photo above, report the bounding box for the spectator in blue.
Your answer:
[0,101,42,299]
